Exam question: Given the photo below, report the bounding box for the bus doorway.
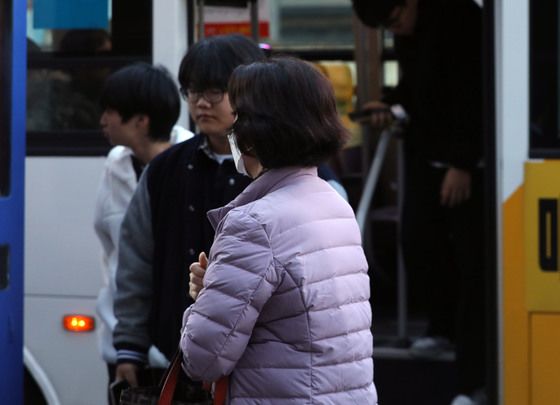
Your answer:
[350,1,498,404]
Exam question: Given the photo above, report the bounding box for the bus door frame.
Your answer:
[0,0,26,401]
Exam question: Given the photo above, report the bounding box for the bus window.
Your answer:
[26,0,152,156]
[262,0,353,54]
[0,0,10,196]
[270,0,354,48]
[530,1,560,157]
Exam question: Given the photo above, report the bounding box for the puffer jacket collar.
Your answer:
[207,166,318,230]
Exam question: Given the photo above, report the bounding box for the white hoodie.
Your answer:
[93,125,193,365]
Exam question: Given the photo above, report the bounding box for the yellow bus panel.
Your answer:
[530,313,560,404]
[524,161,560,311]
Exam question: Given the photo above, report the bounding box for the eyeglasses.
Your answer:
[180,88,225,104]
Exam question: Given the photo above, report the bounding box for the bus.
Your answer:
[21,1,358,404]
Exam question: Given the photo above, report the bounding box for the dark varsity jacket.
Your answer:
[113,134,251,363]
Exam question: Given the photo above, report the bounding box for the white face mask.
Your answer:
[227,131,249,176]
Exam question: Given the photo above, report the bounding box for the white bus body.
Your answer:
[23,1,188,402]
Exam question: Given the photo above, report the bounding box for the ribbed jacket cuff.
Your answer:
[116,349,148,366]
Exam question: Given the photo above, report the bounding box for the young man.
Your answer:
[352,1,486,405]
[93,62,192,395]
[111,35,266,389]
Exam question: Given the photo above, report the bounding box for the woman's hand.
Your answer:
[189,252,208,301]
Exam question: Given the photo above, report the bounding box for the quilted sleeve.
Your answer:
[180,210,277,382]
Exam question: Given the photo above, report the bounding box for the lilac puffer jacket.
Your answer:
[181,167,377,404]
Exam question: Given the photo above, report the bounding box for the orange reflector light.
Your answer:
[63,314,95,332]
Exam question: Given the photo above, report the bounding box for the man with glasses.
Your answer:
[352,1,486,405]
[111,35,264,393]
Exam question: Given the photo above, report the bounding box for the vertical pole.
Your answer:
[249,0,259,42]
[352,15,381,263]
[352,16,382,187]
[153,0,189,126]
[196,0,205,40]
[396,140,408,343]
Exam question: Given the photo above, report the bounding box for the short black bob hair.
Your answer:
[178,34,265,92]
[228,57,349,169]
[99,63,180,141]
[352,0,405,28]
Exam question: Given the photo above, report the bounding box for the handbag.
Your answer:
[119,350,218,405]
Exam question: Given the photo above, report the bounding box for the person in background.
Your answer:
[27,29,113,131]
[93,62,192,401]
[351,1,486,405]
[182,56,377,404]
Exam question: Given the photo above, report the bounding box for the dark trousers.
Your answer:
[401,154,486,394]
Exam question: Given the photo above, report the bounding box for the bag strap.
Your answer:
[157,350,182,405]
[158,349,229,405]
[213,377,228,405]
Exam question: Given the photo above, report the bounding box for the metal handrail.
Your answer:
[355,118,409,343]
[356,128,393,236]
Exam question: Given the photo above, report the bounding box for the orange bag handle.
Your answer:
[157,350,229,405]
[157,351,182,405]
[213,377,229,405]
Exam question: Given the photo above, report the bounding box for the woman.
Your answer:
[181,57,377,404]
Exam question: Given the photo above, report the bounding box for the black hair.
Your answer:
[99,63,180,141]
[351,0,405,28]
[228,56,349,168]
[178,34,266,92]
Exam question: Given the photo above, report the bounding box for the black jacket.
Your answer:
[385,0,483,170]
[113,135,251,362]
[147,136,251,359]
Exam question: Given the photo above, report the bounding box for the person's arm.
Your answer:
[93,159,116,284]
[445,1,483,170]
[113,171,154,384]
[357,41,413,129]
[180,211,277,382]
[94,149,137,370]
[439,2,483,206]
[101,149,137,293]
